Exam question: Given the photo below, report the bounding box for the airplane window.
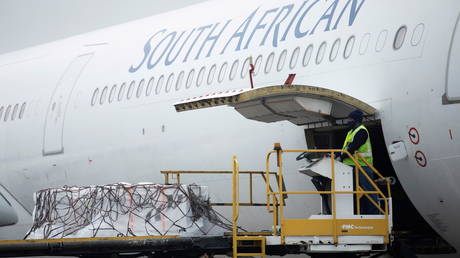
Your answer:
[197,67,205,87]
[446,17,460,102]
[146,77,154,96]
[344,36,355,59]
[394,26,407,50]
[109,84,117,103]
[290,47,300,69]
[186,69,195,89]
[136,79,145,98]
[302,45,313,66]
[277,50,287,72]
[375,30,388,52]
[241,57,251,79]
[156,75,165,94]
[265,52,275,74]
[19,102,26,119]
[4,105,11,122]
[207,65,216,85]
[91,88,99,106]
[218,63,228,83]
[165,73,175,93]
[411,23,424,46]
[229,60,239,81]
[0,106,3,121]
[359,33,371,55]
[176,71,184,91]
[118,82,126,101]
[253,55,262,76]
[100,86,108,105]
[330,39,341,62]
[11,104,18,121]
[127,80,136,99]
[316,42,327,64]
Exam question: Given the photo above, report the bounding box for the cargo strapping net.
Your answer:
[25,183,233,239]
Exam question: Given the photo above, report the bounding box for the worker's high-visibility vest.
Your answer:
[342,124,373,166]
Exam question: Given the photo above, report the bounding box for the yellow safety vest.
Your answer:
[342,125,373,166]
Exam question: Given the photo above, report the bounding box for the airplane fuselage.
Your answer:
[0,0,460,255]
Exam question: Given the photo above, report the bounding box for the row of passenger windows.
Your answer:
[0,103,27,122]
[91,25,420,106]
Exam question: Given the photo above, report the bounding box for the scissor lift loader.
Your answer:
[226,145,393,258]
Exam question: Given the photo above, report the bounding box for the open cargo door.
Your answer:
[174,85,376,126]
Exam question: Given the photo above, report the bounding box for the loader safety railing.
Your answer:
[161,144,392,256]
[262,144,392,244]
[354,152,392,214]
[161,170,281,208]
[232,156,266,258]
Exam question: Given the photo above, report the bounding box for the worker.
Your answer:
[339,110,379,214]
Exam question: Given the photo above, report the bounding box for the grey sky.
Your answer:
[0,0,207,54]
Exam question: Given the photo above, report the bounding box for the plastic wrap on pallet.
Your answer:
[25,183,232,239]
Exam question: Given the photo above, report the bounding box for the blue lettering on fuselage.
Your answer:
[244,8,279,50]
[294,0,320,38]
[263,4,294,47]
[129,29,166,73]
[128,0,366,73]
[221,8,259,54]
[310,0,339,35]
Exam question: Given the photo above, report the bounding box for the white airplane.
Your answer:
[0,0,459,257]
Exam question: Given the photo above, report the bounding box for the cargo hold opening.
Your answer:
[304,120,456,255]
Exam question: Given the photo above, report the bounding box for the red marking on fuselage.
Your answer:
[284,74,296,85]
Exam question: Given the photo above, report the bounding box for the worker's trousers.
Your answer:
[353,166,379,214]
